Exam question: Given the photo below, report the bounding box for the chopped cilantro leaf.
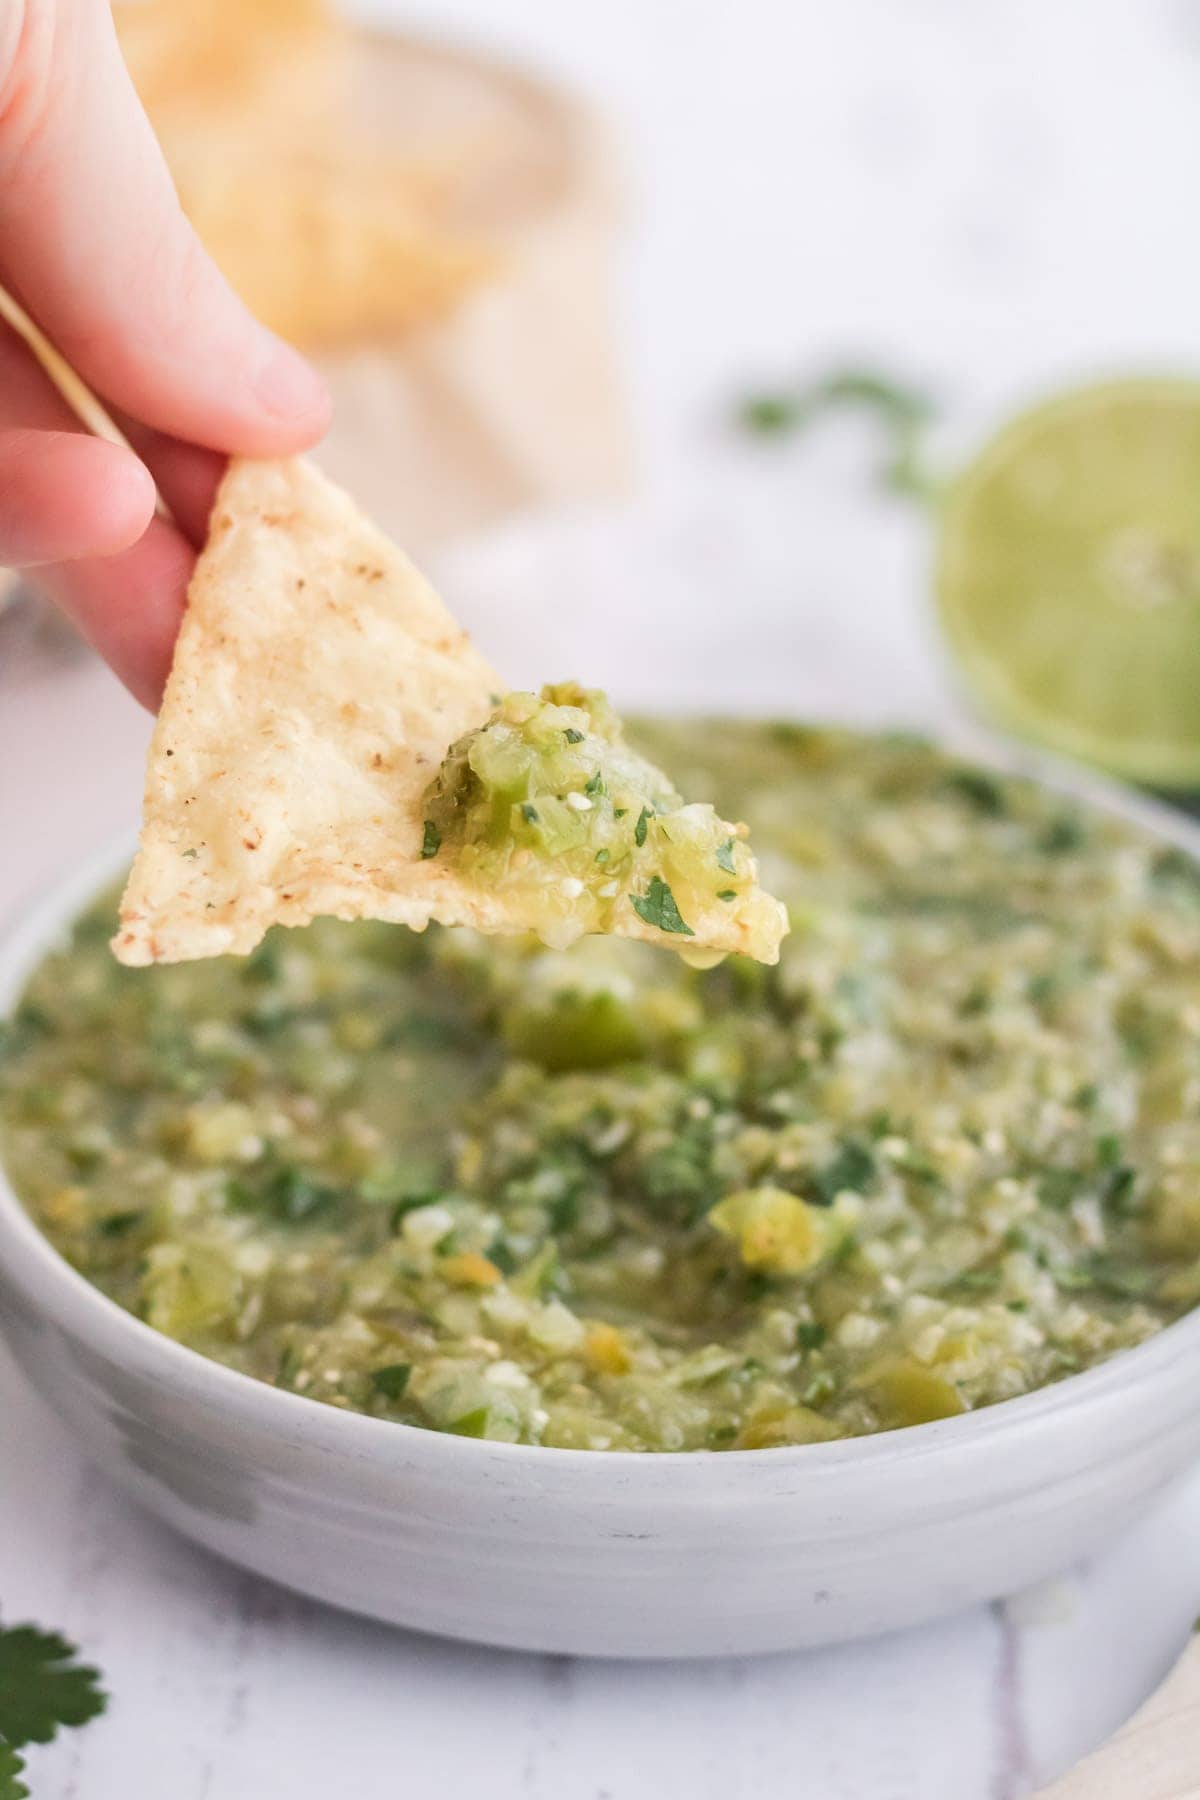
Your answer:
[584,771,605,798]
[716,889,737,902]
[634,806,653,848]
[1041,815,1085,854]
[98,1209,145,1239]
[520,802,540,824]
[796,1320,826,1351]
[945,768,1006,815]
[1101,1165,1138,1216]
[229,1166,339,1225]
[564,728,584,744]
[715,839,737,874]
[809,1137,876,1206]
[631,876,694,937]
[0,1625,107,1749]
[372,1363,412,1400]
[486,1236,518,1274]
[420,820,441,860]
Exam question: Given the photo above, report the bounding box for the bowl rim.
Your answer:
[5,723,1200,1481]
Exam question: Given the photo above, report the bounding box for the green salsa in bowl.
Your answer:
[5,723,1200,1455]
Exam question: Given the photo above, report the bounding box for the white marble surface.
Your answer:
[4,0,1200,1793]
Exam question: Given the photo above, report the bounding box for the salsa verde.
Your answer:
[3,724,1199,1451]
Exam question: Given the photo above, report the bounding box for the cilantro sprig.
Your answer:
[736,363,939,498]
[0,1622,107,1797]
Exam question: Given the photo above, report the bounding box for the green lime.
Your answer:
[936,378,1200,787]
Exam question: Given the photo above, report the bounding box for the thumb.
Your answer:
[0,0,330,454]
[0,427,154,565]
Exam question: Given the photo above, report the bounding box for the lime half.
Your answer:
[936,379,1200,787]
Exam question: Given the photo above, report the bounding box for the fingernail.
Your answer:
[252,333,331,425]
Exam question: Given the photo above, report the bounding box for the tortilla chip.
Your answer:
[115,458,785,969]
[116,0,345,133]
[115,457,500,964]
[169,140,495,349]
[117,0,492,349]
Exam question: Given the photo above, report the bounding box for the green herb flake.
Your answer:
[564,728,584,744]
[584,771,605,798]
[634,806,653,848]
[486,1236,518,1275]
[0,1624,107,1749]
[630,876,694,937]
[810,1136,876,1206]
[1041,816,1085,855]
[420,820,441,860]
[945,768,1007,815]
[1101,1165,1138,1216]
[520,803,540,824]
[716,889,737,902]
[595,849,610,865]
[371,1363,412,1400]
[715,839,737,874]
[230,1167,339,1226]
[796,1320,826,1352]
[98,1209,145,1239]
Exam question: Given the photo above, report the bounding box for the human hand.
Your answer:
[0,0,332,708]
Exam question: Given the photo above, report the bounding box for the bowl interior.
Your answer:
[4,726,1200,1480]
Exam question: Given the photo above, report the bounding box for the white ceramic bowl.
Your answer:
[4,765,1200,1660]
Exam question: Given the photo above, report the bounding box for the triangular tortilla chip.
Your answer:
[114,457,786,966]
[168,139,494,351]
